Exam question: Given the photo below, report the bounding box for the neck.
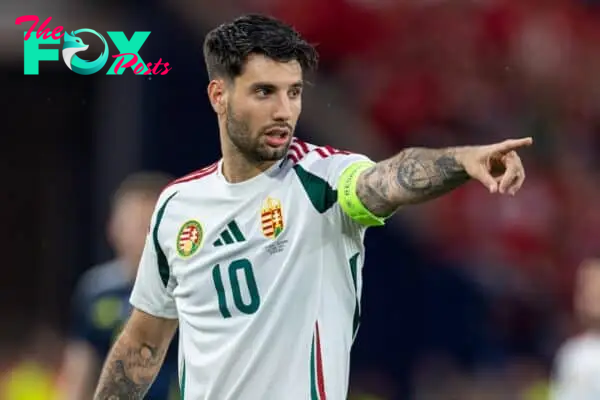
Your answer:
[221,154,276,183]
[220,140,277,184]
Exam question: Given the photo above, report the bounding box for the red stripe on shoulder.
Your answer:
[295,138,310,154]
[286,139,354,165]
[286,138,313,165]
[316,145,352,158]
[163,162,218,190]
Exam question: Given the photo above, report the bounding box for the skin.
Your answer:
[92,54,305,399]
[209,53,303,183]
[355,140,532,217]
[94,310,177,399]
[575,259,600,331]
[93,52,532,399]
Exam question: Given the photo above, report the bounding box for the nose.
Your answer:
[272,94,292,122]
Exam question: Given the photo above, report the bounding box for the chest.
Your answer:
[159,179,329,318]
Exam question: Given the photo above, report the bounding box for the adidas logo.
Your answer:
[213,221,246,246]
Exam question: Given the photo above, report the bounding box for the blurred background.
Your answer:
[3,0,600,398]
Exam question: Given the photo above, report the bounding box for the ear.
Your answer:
[207,79,227,115]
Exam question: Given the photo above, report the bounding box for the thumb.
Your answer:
[488,137,533,154]
[470,165,499,193]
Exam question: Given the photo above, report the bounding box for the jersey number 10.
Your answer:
[211,258,260,318]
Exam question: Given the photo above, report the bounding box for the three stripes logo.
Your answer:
[213,221,246,247]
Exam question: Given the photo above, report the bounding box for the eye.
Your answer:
[255,88,270,97]
[289,88,302,98]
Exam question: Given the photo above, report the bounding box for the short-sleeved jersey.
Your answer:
[130,139,376,399]
[551,333,600,400]
[72,261,180,399]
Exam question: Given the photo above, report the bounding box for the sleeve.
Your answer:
[550,342,596,400]
[129,192,179,319]
[295,145,388,228]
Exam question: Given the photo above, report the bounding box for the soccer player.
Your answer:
[93,14,532,399]
[63,172,179,399]
[552,258,600,399]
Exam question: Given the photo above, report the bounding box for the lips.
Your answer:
[264,127,291,147]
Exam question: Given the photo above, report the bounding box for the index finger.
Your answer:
[490,137,533,154]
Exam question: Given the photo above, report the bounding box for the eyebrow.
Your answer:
[250,81,304,90]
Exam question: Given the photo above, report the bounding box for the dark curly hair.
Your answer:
[203,14,319,81]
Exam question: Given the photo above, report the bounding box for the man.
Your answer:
[63,172,179,399]
[93,14,531,399]
[552,258,600,399]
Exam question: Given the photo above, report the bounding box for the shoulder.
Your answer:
[288,139,370,173]
[149,163,219,240]
[161,162,219,196]
[288,138,373,184]
[154,162,219,208]
[555,334,597,367]
[287,138,352,167]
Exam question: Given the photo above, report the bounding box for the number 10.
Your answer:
[211,258,261,318]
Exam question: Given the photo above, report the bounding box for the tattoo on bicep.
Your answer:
[357,148,470,215]
[94,342,162,399]
[355,166,390,212]
[395,151,469,196]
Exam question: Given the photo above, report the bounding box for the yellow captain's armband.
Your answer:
[337,161,387,227]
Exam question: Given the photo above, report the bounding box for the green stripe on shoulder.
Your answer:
[153,191,178,287]
[293,164,337,214]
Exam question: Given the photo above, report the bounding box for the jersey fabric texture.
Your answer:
[130,139,383,399]
[552,332,600,400]
[71,260,180,399]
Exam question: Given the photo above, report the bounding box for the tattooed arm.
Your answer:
[93,309,178,399]
[355,147,471,217]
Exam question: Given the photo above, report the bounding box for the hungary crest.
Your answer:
[261,197,284,239]
[176,220,203,257]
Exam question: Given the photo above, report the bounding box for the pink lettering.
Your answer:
[15,15,39,41]
[15,15,64,40]
[143,63,153,75]
[50,26,63,40]
[149,59,172,75]
[36,17,51,39]
[113,54,172,76]
[151,59,165,75]
[112,53,139,74]
[161,63,172,75]
[133,62,146,75]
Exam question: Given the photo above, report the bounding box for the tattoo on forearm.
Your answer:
[94,338,164,400]
[357,148,470,215]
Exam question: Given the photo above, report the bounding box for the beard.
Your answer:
[225,103,292,162]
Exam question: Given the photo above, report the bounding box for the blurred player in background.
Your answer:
[61,172,179,400]
[552,258,600,399]
[93,14,531,399]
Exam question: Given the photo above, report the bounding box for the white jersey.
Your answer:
[130,139,380,399]
[552,332,600,400]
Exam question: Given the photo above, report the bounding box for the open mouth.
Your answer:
[264,128,290,147]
